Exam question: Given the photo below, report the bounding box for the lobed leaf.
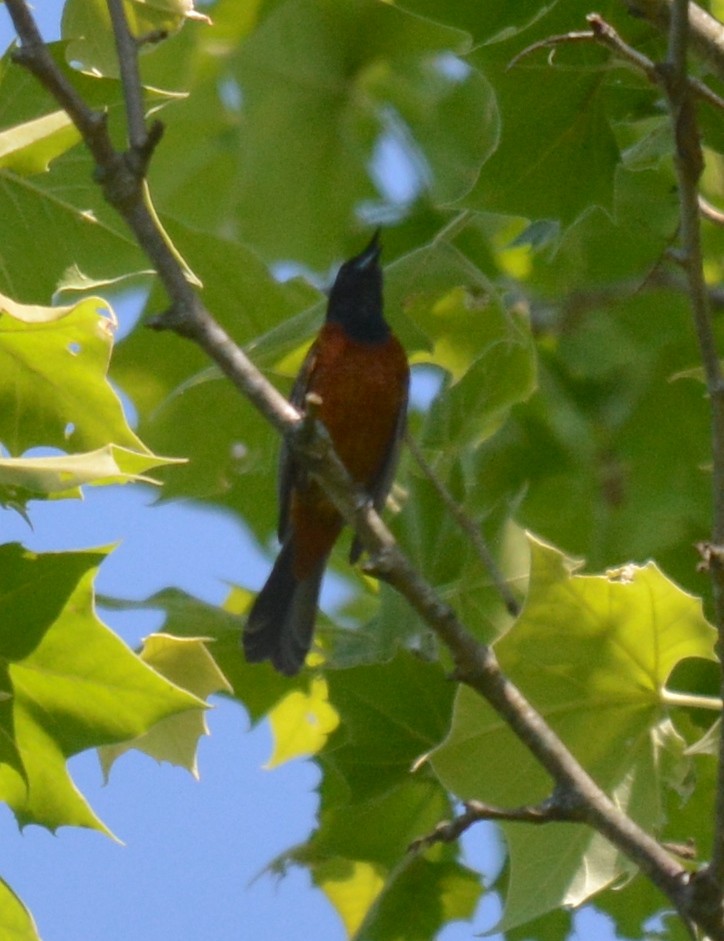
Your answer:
[0,294,145,456]
[432,536,716,928]
[0,545,203,832]
[0,444,185,509]
[98,634,231,779]
[0,879,40,941]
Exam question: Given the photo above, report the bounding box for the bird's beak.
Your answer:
[355,229,382,270]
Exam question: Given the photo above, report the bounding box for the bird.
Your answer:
[243,231,410,675]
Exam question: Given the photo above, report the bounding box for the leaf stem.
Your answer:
[662,689,723,712]
[404,430,521,616]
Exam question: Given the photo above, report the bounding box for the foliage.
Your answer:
[1,0,723,939]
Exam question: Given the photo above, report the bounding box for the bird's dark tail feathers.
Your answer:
[243,539,326,676]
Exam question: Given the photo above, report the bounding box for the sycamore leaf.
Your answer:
[99,586,303,721]
[464,39,619,225]
[322,653,456,803]
[389,242,536,448]
[98,634,230,779]
[0,544,203,833]
[267,675,340,768]
[0,444,185,508]
[310,780,469,937]
[0,293,146,455]
[229,0,478,265]
[432,535,716,930]
[395,0,558,44]
[62,0,211,76]
[0,878,40,941]
[317,859,386,938]
[0,43,166,302]
[353,850,482,941]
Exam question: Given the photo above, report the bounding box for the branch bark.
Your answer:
[4,0,721,936]
[655,0,724,908]
[625,0,724,82]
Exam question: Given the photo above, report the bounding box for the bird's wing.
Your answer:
[349,379,409,564]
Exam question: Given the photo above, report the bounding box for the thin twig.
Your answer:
[625,0,724,83]
[510,15,724,113]
[107,0,147,153]
[408,795,584,853]
[404,431,521,616]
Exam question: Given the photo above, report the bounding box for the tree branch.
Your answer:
[4,1,719,936]
[408,794,585,853]
[106,0,156,159]
[511,15,724,113]
[625,0,724,83]
[655,0,724,903]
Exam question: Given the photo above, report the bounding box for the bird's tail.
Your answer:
[243,539,326,676]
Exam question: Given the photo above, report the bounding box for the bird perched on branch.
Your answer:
[243,231,410,675]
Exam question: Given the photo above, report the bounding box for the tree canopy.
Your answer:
[2,0,724,939]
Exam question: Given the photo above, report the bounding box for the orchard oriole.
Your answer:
[243,232,409,675]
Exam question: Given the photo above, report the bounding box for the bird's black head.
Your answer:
[326,230,389,343]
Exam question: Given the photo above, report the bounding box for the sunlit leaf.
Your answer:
[0,293,145,455]
[62,0,211,76]
[432,536,716,927]
[267,675,339,768]
[98,634,230,779]
[317,859,386,937]
[0,879,40,941]
[0,444,184,508]
[0,545,203,832]
[0,110,79,175]
[354,851,482,941]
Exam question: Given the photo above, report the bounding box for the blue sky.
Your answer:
[0,4,619,940]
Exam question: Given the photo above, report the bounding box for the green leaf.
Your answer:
[62,0,211,76]
[98,634,230,779]
[464,44,619,224]
[391,240,536,435]
[110,220,318,522]
[0,444,185,508]
[100,586,304,722]
[0,879,40,941]
[229,0,476,265]
[0,110,80,175]
[314,778,451,871]
[395,0,558,44]
[322,653,456,803]
[309,774,474,938]
[431,536,716,929]
[0,545,203,832]
[267,675,340,767]
[0,44,152,302]
[365,54,499,206]
[0,293,146,455]
[353,851,482,941]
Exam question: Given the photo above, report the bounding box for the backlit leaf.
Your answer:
[0,294,145,455]
[432,536,716,927]
[0,545,202,832]
[98,634,230,779]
